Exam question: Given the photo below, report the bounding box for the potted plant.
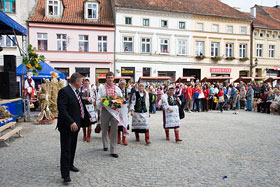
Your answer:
[195,55,205,60]
[211,56,222,62]
[225,56,235,60]
[239,57,249,61]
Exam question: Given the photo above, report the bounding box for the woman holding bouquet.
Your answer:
[130,83,151,145]
[161,86,182,142]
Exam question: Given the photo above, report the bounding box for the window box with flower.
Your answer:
[225,56,235,61]
[211,56,222,62]
[239,57,249,62]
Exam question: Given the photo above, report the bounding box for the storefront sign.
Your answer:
[274,66,279,70]
[210,68,232,73]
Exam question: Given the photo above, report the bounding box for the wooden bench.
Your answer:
[0,122,16,134]
[0,122,22,146]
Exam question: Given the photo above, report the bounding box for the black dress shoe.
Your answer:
[70,166,79,172]
[63,177,71,183]
[111,154,119,158]
[104,148,108,151]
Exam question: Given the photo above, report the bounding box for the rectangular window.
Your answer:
[227,26,233,33]
[212,24,219,32]
[1,35,16,47]
[178,40,187,55]
[195,41,204,56]
[260,33,263,37]
[266,34,270,38]
[141,38,151,53]
[225,43,233,57]
[123,36,133,52]
[241,27,247,34]
[55,68,69,77]
[125,17,132,25]
[98,36,107,52]
[87,3,97,19]
[269,45,275,58]
[79,35,88,52]
[143,19,149,26]
[37,33,48,50]
[57,34,67,51]
[256,44,263,57]
[211,42,219,57]
[179,22,185,29]
[239,44,247,58]
[197,23,203,31]
[161,20,168,28]
[0,0,16,13]
[76,67,90,77]
[160,39,169,53]
[48,0,58,16]
[143,67,151,77]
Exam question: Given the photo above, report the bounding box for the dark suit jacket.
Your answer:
[57,85,90,132]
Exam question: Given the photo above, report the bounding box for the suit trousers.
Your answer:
[101,109,118,154]
[60,128,79,178]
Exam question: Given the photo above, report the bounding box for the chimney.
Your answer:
[250,7,256,18]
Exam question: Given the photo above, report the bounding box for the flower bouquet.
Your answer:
[101,96,127,109]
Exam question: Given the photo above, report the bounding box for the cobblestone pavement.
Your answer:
[0,110,279,186]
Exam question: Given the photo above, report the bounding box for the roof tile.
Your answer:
[29,0,114,26]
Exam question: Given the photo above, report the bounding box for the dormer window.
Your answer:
[48,0,58,16]
[85,1,99,20]
[46,0,62,17]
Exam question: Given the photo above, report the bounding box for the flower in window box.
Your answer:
[211,56,222,61]
[163,49,168,53]
[239,57,249,61]
[195,55,205,60]
[225,56,235,60]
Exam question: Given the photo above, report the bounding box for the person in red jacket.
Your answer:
[184,83,193,113]
[217,87,224,112]
[202,84,210,112]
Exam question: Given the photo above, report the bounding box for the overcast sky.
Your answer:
[221,0,279,12]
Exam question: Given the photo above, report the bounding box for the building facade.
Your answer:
[250,5,280,78]
[0,0,36,71]
[28,0,115,84]
[113,0,252,82]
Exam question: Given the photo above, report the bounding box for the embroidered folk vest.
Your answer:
[134,91,147,113]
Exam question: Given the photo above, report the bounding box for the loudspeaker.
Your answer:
[0,72,17,99]
[4,55,16,73]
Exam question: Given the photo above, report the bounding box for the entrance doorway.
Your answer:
[183,69,201,81]
[158,71,176,82]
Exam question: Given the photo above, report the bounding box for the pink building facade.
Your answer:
[28,0,115,84]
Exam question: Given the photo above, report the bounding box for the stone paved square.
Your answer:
[0,111,279,186]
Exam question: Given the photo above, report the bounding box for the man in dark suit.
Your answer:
[57,73,91,183]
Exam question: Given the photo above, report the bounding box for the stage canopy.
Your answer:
[0,10,27,35]
[16,61,66,79]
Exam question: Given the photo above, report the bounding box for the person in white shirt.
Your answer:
[96,72,122,158]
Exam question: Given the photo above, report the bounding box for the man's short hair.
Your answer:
[69,72,84,83]
[106,72,114,78]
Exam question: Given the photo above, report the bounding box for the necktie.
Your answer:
[75,89,85,119]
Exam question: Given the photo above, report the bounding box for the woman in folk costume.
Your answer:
[81,77,96,142]
[130,83,151,145]
[117,80,130,146]
[161,85,182,142]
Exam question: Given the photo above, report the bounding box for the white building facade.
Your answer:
[114,8,193,82]
[0,0,36,70]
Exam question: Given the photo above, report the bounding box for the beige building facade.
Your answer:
[187,14,251,81]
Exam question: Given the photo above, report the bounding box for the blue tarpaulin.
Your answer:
[0,10,27,35]
[16,61,66,79]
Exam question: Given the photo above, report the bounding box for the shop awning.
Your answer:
[0,10,27,35]
[138,76,171,82]
[97,76,131,84]
[233,77,264,83]
[201,77,232,82]
[264,77,280,83]
[176,77,195,83]
[16,61,66,79]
